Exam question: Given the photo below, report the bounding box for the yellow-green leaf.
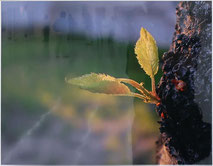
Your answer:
[135,27,159,78]
[66,73,131,95]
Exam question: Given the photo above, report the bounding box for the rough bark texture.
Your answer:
[156,2,212,164]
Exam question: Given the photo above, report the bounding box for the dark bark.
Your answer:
[156,2,212,164]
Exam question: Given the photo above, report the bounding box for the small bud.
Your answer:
[161,112,165,119]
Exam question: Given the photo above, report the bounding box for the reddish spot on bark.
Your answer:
[156,102,161,106]
[161,112,165,119]
[171,79,186,91]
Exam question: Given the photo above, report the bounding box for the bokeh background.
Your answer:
[2,1,178,164]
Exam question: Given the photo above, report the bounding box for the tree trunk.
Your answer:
[156,1,212,164]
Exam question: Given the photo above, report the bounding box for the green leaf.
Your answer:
[66,73,131,95]
[135,27,159,78]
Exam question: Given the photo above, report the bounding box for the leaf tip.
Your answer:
[140,27,147,36]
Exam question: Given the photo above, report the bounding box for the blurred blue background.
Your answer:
[2,1,178,164]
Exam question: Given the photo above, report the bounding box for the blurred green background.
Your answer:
[2,1,177,164]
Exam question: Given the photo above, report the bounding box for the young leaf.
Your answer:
[135,28,159,78]
[65,73,132,95]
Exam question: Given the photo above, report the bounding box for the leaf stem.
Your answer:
[118,78,150,96]
[118,78,160,104]
[130,93,147,101]
[131,93,158,104]
[151,76,156,95]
